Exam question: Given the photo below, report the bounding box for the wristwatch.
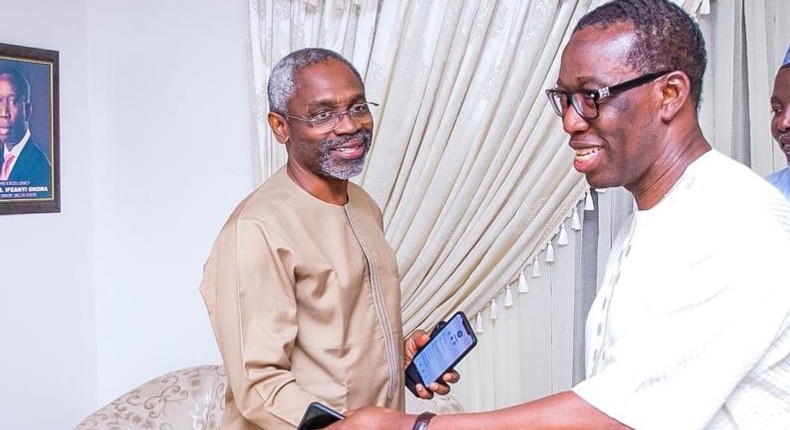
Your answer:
[412,412,436,430]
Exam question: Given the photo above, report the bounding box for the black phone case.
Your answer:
[296,402,344,430]
[405,311,477,396]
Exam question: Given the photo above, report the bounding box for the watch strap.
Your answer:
[411,411,436,430]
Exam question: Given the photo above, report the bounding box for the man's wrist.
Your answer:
[411,411,436,430]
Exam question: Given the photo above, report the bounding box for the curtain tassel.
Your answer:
[517,271,530,293]
[584,191,595,211]
[475,312,484,333]
[489,299,499,320]
[503,286,514,307]
[571,207,582,231]
[699,0,710,15]
[557,222,569,245]
[531,256,541,277]
[545,242,555,263]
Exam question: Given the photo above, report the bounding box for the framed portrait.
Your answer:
[0,42,59,215]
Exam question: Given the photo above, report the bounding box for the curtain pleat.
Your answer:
[249,0,592,334]
[245,0,776,412]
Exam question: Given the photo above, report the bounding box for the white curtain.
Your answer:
[453,207,583,409]
[248,0,592,334]
[360,0,594,332]
[248,0,591,411]
[246,0,761,413]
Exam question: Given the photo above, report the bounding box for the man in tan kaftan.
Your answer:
[200,48,452,430]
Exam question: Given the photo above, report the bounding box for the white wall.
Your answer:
[0,0,254,428]
[87,0,253,411]
[0,0,95,428]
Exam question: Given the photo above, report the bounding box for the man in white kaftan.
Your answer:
[324,2,790,429]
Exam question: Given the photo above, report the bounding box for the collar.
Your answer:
[3,129,32,158]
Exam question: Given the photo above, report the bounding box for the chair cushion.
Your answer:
[74,364,464,429]
[74,365,227,430]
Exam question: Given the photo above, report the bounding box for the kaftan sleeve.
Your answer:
[200,216,320,429]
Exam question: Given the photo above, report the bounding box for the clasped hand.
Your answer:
[404,329,461,399]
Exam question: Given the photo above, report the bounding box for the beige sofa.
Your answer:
[74,365,463,430]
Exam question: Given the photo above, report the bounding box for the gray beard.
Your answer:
[317,131,371,180]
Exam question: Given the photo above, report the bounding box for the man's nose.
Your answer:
[778,109,790,131]
[562,105,590,135]
[333,111,362,134]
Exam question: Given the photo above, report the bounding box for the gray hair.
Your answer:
[267,48,363,114]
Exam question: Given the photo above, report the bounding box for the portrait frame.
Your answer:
[0,42,60,215]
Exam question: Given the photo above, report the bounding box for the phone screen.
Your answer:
[411,312,476,386]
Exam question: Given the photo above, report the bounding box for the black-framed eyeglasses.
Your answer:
[283,101,379,134]
[545,70,672,120]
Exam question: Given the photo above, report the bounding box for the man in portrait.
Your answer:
[0,67,52,194]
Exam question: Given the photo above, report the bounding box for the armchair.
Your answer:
[74,364,463,430]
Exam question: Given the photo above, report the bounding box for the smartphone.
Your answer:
[296,402,344,430]
[405,311,477,396]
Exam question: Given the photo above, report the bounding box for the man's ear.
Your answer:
[268,112,289,144]
[659,71,691,122]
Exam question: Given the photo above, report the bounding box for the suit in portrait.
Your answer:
[7,139,52,197]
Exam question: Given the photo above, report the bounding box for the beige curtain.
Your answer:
[246,0,729,413]
[453,214,583,409]
[248,0,591,410]
[360,0,594,332]
[248,0,592,333]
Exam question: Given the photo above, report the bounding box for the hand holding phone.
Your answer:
[405,311,477,396]
[296,402,344,430]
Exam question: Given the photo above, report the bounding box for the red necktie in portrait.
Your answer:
[1,153,16,180]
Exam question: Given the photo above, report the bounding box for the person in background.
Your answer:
[766,44,790,201]
[326,1,790,429]
[0,68,51,187]
[199,48,457,430]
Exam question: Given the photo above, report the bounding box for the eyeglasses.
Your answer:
[545,70,671,120]
[284,102,379,134]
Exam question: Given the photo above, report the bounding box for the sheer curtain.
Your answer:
[246,0,739,413]
[248,0,592,410]
[249,0,591,331]
[359,0,592,331]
